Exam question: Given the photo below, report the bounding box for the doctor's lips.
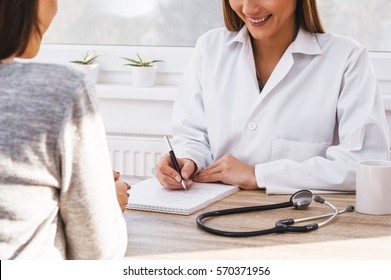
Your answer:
[247,14,272,25]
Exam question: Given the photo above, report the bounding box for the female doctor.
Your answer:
[155,0,390,193]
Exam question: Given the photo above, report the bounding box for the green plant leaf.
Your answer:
[70,50,99,65]
[136,53,143,62]
[122,57,142,64]
[122,54,163,67]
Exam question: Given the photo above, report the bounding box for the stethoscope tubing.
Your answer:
[197,201,293,218]
[196,201,321,237]
[196,191,354,237]
[196,201,294,237]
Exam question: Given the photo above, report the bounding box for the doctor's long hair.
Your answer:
[0,0,41,61]
[222,0,325,34]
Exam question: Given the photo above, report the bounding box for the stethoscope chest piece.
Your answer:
[290,190,312,210]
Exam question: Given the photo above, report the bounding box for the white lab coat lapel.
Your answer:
[240,39,264,118]
[241,36,260,95]
[230,26,296,114]
[259,49,294,100]
[250,28,322,107]
[230,26,296,102]
[224,28,261,136]
[227,27,260,100]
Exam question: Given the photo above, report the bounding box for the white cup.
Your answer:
[356,160,391,215]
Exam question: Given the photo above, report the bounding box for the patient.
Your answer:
[0,0,128,259]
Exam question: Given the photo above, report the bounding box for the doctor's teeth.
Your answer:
[249,15,270,23]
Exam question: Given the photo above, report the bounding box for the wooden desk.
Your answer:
[122,177,391,259]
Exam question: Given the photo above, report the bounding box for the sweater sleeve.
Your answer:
[57,79,127,259]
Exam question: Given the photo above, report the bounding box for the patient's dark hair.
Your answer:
[0,0,41,61]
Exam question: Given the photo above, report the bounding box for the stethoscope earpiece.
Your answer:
[345,205,355,212]
[196,189,353,237]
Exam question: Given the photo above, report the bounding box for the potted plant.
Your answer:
[70,50,100,84]
[122,53,163,87]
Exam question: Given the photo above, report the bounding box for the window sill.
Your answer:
[95,83,177,101]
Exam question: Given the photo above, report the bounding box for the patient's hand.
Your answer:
[113,170,131,213]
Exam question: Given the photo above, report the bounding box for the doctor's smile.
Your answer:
[247,14,272,25]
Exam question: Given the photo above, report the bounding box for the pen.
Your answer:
[163,135,187,190]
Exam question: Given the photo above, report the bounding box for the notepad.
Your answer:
[126,177,239,215]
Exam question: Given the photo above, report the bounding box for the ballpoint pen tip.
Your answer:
[181,181,187,190]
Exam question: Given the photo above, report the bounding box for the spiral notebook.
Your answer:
[126,177,239,215]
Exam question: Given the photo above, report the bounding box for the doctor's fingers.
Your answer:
[156,154,173,168]
[203,162,257,189]
[195,155,258,188]
[162,177,186,190]
[193,170,224,184]
[197,154,237,176]
[180,158,197,179]
[156,156,180,179]
[155,155,174,177]
[155,163,184,189]
[193,164,225,183]
[195,166,246,187]
[202,154,237,171]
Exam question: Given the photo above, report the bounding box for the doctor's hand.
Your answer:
[155,155,197,190]
[193,154,257,190]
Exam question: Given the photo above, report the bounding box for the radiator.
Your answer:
[107,135,167,177]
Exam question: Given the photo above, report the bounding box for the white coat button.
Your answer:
[248,122,257,131]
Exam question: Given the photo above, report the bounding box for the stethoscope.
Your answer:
[196,190,354,237]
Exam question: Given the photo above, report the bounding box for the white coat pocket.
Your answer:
[271,138,331,162]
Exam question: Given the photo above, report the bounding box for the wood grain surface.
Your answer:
[122,176,391,259]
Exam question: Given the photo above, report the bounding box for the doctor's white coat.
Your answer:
[171,27,390,194]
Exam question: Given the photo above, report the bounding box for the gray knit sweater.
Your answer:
[0,61,127,259]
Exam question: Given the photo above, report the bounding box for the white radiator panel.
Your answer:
[107,135,167,177]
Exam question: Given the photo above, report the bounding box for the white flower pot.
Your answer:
[71,64,100,84]
[131,66,157,87]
